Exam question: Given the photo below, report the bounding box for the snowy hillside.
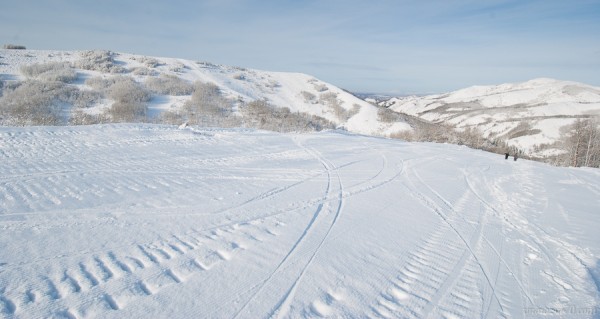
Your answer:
[0,49,410,136]
[0,124,599,318]
[382,78,600,156]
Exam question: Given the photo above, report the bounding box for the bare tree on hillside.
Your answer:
[563,118,600,167]
[240,99,334,132]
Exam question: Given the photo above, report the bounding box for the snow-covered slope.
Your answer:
[0,49,410,136]
[0,124,598,318]
[383,78,600,155]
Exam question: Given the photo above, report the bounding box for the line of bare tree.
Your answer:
[560,118,600,167]
[384,105,600,168]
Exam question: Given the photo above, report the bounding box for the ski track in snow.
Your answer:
[0,124,598,318]
[269,140,345,319]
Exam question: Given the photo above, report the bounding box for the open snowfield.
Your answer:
[0,124,599,318]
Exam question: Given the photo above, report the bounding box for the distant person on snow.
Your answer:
[514,154,518,161]
[505,153,509,160]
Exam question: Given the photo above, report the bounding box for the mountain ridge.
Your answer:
[2,49,599,165]
[380,77,600,158]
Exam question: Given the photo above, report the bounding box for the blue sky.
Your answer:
[1,0,599,93]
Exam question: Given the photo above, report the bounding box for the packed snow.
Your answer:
[0,124,598,318]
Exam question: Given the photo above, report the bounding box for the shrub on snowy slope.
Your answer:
[74,50,126,74]
[241,99,334,132]
[20,62,78,83]
[300,91,317,104]
[106,77,151,122]
[0,80,77,125]
[85,76,122,91]
[131,66,158,76]
[85,76,151,122]
[106,77,151,104]
[318,92,361,121]
[378,106,404,123]
[86,76,150,103]
[180,81,235,126]
[145,74,193,96]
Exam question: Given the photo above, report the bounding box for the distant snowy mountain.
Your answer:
[352,93,395,104]
[0,49,410,136]
[381,78,600,157]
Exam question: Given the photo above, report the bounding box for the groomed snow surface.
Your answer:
[0,124,599,318]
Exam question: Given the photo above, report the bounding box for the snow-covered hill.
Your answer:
[382,78,600,156]
[0,49,410,136]
[0,124,599,318]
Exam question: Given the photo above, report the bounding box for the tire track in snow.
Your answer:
[4,215,285,317]
[230,139,340,318]
[168,153,407,267]
[4,127,528,317]
[463,166,552,307]
[1,131,406,317]
[487,164,599,308]
[270,146,345,319]
[1,145,403,277]
[373,162,504,317]
[567,172,600,196]
[411,166,506,311]
[468,163,599,313]
[218,142,410,317]
[0,138,320,217]
[413,164,537,314]
[371,178,480,318]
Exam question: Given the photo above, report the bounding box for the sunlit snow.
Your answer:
[0,124,598,318]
